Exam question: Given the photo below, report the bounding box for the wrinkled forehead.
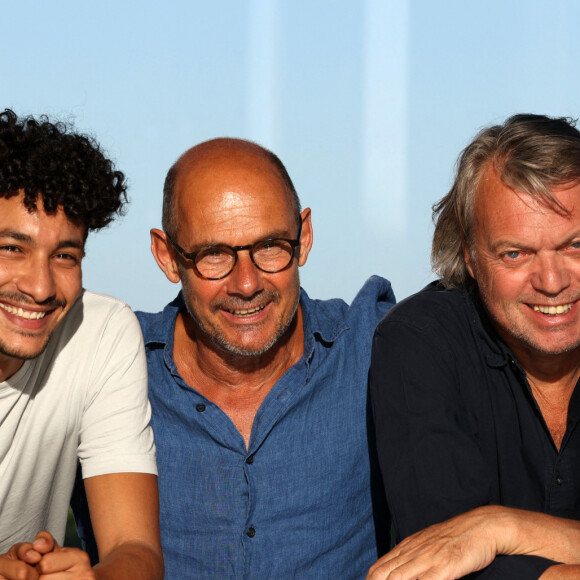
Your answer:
[476,162,579,221]
[173,151,295,232]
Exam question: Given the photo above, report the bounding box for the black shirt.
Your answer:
[370,282,580,578]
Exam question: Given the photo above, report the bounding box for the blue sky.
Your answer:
[3,0,580,311]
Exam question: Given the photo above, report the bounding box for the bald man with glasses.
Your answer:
[83,137,395,579]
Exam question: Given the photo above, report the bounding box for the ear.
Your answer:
[297,208,313,267]
[462,241,476,280]
[151,228,181,284]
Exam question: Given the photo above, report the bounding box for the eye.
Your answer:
[54,252,81,266]
[197,246,232,264]
[0,245,22,255]
[504,250,521,260]
[258,240,285,252]
[570,241,580,249]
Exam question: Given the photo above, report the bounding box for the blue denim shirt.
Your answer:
[138,276,395,579]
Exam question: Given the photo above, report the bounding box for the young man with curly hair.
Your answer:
[0,110,163,580]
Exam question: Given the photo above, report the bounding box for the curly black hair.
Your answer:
[0,109,127,232]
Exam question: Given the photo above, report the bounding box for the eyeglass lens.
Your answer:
[196,239,295,279]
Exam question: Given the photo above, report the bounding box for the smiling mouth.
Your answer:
[225,304,267,317]
[531,303,573,315]
[0,303,48,320]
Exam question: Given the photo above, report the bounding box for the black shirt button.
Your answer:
[556,475,564,485]
[196,403,206,412]
[246,527,256,538]
[246,454,254,464]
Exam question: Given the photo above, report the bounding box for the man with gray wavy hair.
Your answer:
[369,114,580,579]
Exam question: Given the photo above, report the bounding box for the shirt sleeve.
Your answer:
[78,302,157,478]
[369,318,557,579]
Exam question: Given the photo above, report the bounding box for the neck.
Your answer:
[173,307,305,447]
[508,341,580,392]
[507,342,580,450]
[178,306,304,385]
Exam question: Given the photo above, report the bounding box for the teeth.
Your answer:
[229,304,265,316]
[0,303,47,320]
[532,303,573,315]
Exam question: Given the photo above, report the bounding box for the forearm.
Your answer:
[85,473,163,580]
[489,506,580,563]
[94,541,163,580]
[367,507,576,580]
[540,564,580,579]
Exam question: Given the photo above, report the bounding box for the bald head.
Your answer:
[162,138,301,238]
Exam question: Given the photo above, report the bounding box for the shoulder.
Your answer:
[63,290,140,338]
[135,294,182,342]
[376,281,473,335]
[303,275,395,322]
[41,291,145,377]
[80,289,133,317]
[301,276,396,344]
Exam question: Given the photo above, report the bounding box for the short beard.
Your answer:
[476,281,580,357]
[0,291,65,361]
[0,333,52,361]
[184,289,300,358]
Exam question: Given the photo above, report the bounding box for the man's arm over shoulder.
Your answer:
[334,276,395,337]
[354,275,396,319]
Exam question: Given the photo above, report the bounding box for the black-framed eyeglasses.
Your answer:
[166,219,302,280]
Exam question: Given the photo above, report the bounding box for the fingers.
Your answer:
[368,556,452,580]
[9,544,41,567]
[31,533,57,556]
[367,546,448,580]
[1,535,93,579]
[35,547,92,577]
[0,556,39,580]
[12,531,59,566]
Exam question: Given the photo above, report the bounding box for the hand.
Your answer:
[31,535,93,579]
[0,531,94,580]
[367,508,499,580]
[0,554,38,580]
[35,548,94,579]
[0,530,55,580]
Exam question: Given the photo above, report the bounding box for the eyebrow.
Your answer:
[490,231,580,253]
[188,228,298,250]
[0,230,85,251]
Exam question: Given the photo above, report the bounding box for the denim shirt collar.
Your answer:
[142,288,350,378]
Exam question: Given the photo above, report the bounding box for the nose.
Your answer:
[16,256,57,303]
[226,250,264,297]
[530,252,571,296]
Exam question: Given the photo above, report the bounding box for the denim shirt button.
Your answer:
[246,454,254,464]
[246,527,256,538]
[196,403,206,412]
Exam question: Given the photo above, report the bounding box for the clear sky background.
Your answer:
[3,0,580,311]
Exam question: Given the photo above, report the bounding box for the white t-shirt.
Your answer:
[0,290,157,552]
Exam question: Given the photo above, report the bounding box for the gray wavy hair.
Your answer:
[432,113,580,290]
